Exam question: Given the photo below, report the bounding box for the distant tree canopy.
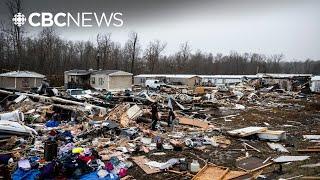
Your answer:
[0,27,320,86]
[1,0,320,86]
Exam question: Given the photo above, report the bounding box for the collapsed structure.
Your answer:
[0,71,319,179]
[134,74,201,87]
[133,73,314,89]
[64,69,133,91]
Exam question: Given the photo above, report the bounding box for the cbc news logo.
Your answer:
[12,13,27,27]
[11,12,123,28]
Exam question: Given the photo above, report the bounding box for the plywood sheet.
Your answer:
[132,156,160,174]
[192,164,229,180]
[223,170,248,180]
[179,117,209,129]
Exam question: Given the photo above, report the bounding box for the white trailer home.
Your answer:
[311,76,320,93]
[199,75,257,86]
[90,70,133,91]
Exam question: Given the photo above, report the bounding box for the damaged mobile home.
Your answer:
[199,75,257,86]
[64,69,94,89]
[0,71,45,91]
[90,70,133,91]
[134,74,201,87]
[64,69,133,91]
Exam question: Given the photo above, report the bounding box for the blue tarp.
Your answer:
[12,169,40,180]
[45,120,60,127]
[80,172,119,180]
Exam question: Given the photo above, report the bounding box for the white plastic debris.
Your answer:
[273,156,310,163]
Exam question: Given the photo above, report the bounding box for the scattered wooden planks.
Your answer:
[192,164,249,180]
[178,116,209,129]
[297,146,320,153]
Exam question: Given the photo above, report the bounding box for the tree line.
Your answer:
[1,0,320,86]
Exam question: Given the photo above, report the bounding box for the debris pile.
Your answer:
[0,80,319,179]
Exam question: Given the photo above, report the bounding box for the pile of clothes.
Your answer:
[10,145,130,180]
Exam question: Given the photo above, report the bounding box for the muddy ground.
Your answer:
[127,95,320,179]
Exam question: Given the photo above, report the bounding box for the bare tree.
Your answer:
[125,32,139,75]
[269,54,284,73]
[109,42,122,69]
[6,0,23,70]
[144,40,166,73]
[83,41,95,69]
[175,41,191,72]
[97,33,111,69]
[75,41,85,68]
[0,15,319,85]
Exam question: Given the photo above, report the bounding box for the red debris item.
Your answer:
[48,130,57,136]
[119,168,127,177]
[106,162,114,171]
[78,155,93,164]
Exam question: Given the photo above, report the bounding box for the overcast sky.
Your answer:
[1,0,320,60]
